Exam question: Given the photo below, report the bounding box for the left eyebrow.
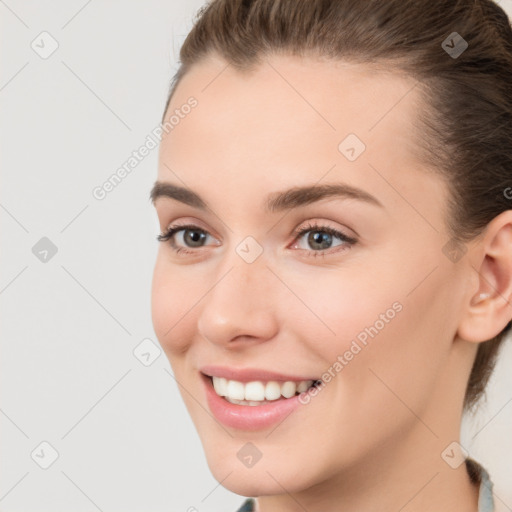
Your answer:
[149,181,384,211]
[150,181,207,209]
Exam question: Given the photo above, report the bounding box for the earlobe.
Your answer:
[457,210,512,343]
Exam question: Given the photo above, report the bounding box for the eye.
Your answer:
[290,222,357,257]
[156,221,357,257]
[156,223,213,254]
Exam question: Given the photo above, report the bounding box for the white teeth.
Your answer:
[212,376,228,396]
[226,379,245,400]
[211,376,315,404]
[245,381,265,401]
[225,397,264,406]
[265,381,282,400]
[297,381,311,393]
[281,381,297,398]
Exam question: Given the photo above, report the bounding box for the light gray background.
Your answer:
[1,1,511,511]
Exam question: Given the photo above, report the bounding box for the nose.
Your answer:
[197,254,279,348]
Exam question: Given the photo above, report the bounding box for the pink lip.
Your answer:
[199,365,318,383]
[201,373,309,431]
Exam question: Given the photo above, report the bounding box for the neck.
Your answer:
[255,423,480,512]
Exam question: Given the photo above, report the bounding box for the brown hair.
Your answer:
[162,0,512,412]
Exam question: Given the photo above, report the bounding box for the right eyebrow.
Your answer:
[149,181,384,212]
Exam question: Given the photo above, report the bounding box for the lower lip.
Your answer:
[201,373,306,431]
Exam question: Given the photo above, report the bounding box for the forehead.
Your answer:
[160,54,423,166]
[156,54,441,216]
[171,54,419,117]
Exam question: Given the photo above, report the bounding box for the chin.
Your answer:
[208,466,288,498]
[203,443,316,498]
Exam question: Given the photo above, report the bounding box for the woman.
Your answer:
[150,0,512,510]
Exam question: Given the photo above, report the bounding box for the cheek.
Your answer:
[289,260,451,410]
[150,255,199,356]
[284,267,402,361]
[325,265,457,431]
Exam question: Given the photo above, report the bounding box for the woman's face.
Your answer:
[151,54,474,497]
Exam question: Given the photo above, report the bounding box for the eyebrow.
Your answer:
[149,181,384,212]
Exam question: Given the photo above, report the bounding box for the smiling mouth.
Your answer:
[205,374,322,406]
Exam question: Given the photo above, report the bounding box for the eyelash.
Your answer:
[156,222,357,258]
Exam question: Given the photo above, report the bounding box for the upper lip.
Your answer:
[200,365,318,383]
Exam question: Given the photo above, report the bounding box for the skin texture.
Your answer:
[151,54,512,512]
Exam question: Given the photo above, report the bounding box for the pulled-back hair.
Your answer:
[162,0,512,412]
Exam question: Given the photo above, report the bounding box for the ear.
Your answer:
[457,210,512,343]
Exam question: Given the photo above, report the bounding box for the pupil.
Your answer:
[185,230,205,247]
[309,231,331,249]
